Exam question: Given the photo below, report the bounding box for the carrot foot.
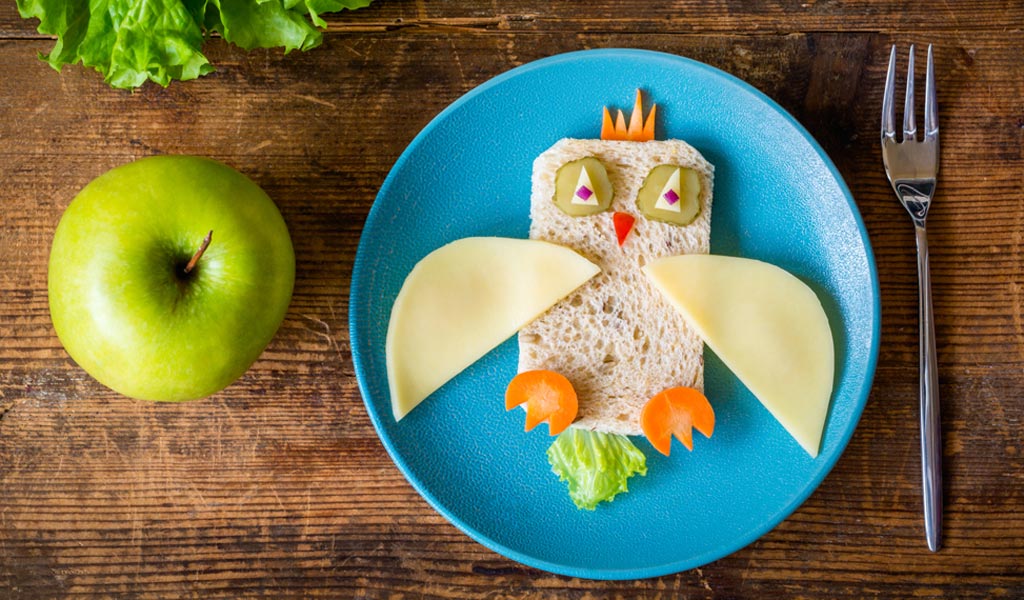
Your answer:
[505,370,579,435]
[641,387,715,456]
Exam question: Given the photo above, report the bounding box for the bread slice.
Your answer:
[517,138,714,436]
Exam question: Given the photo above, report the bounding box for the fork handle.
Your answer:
[915,224,942,552]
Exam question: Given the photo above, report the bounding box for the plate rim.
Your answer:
[349,47,881,580]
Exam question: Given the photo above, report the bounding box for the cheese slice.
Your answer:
[571,165,599,206]
[387,237,601,421]
[654,167,683,212]
[643,254,835,457]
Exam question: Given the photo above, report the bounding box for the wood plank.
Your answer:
[3,1,1024,37]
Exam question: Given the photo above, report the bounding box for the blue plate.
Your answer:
[350,49,880,579]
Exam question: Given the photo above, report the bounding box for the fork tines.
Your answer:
[882,44,938,143]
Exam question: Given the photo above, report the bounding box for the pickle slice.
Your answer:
[553,157,613,217]
[636,165,701,226]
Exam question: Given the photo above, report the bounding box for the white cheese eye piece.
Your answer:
[636,165,701,226]
[553,157,613,217]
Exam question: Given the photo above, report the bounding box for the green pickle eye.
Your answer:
[553,157,613,217]
[636,165,701,226]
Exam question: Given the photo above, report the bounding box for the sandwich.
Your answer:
[515,92,716,508]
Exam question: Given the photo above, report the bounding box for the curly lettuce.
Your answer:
[16,0,373,89]
[547,428,647,510]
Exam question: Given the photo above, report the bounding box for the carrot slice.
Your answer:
[641,103,657,140]
[627,89,644,139]
[613,212,635,246]
[601,107,616,140]
[614,110,628,140]
[641,387,715,456]
[506,370,579,435]
[601,91,657,141]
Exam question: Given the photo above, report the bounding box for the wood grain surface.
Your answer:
[1,1,1022,598]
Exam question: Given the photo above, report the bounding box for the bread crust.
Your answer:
[518,138,714,436]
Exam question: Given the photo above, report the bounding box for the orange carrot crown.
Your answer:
[601,90,657,141]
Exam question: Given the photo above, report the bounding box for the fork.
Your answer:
[881,44,942,552]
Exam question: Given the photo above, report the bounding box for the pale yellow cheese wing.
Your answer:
[643,255,835,457]
[387,237,601,421]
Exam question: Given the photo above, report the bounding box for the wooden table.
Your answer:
[1,2,1022,597]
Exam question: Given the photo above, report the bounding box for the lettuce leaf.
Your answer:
[209,0,320,52]
[547,428,647,510]
[16,0,373,89]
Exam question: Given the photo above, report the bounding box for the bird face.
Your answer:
[552,155,703,247]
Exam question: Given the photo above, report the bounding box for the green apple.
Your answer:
[48,155,295,401]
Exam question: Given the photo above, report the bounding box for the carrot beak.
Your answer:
[613,212,635,246]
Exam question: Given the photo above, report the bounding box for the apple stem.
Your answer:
[183,230,213,275]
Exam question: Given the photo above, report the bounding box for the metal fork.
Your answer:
[881,44,942,552]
